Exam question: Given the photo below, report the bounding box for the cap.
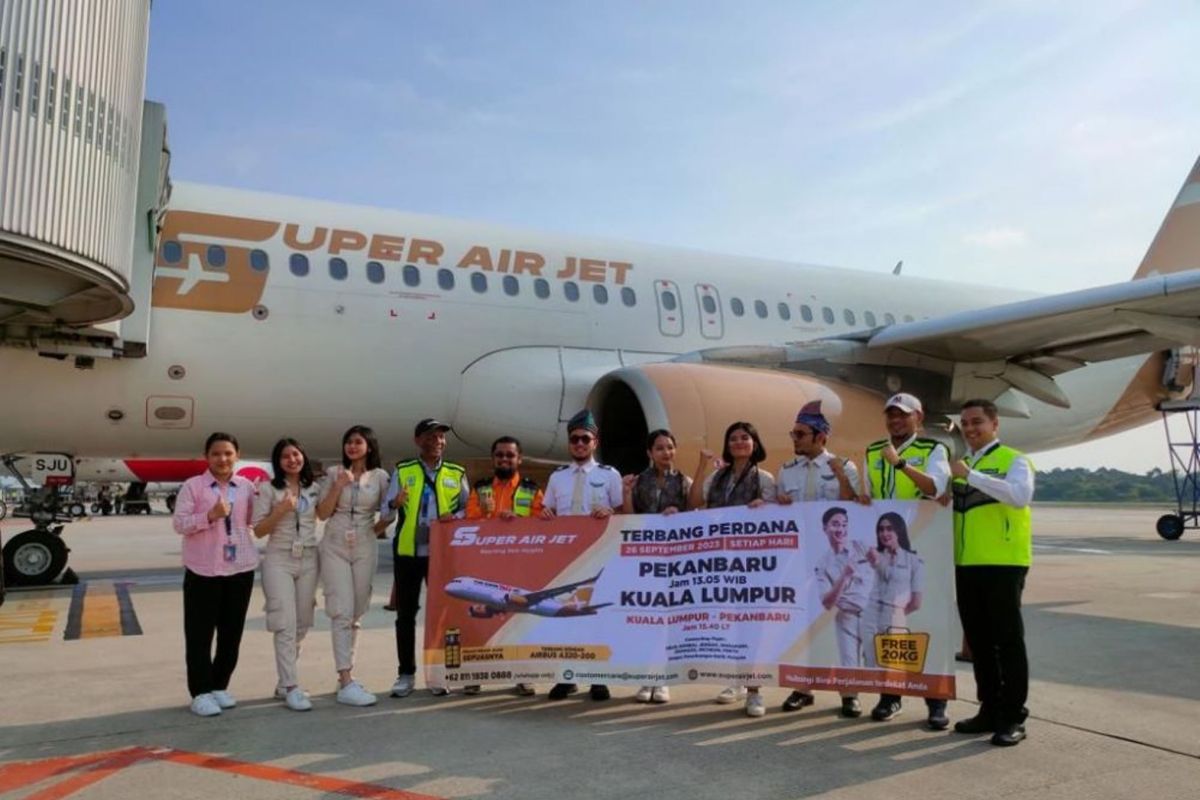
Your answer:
[795,400,831,435]
[885,393,923,414]
[567,409,599,435]
[414,418,451,437]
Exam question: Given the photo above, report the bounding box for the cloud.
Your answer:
[963,227,1029,248]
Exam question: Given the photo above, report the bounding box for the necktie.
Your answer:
[570,468,585,514]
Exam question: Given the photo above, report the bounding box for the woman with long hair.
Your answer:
[862,512,925,668]
[316,424,391,706]
[252,437,320,711]
[687,421,777,717]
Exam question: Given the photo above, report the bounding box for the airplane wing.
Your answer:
[520,570,603,607]
[679,269,1200,415]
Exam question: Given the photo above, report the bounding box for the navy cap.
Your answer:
[414,418,451,437]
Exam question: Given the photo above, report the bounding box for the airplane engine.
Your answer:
[467,604,496,619]
[589,362,899,476]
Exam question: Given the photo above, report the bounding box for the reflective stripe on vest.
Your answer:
[394,460,466,556]
[952,444,1033,567]
[866,438,943,499]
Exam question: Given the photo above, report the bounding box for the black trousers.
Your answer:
[394,555,429,676]
[183,568,255,698]
[956,565,1029,725]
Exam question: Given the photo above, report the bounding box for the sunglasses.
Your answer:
[789,429,813,440]
[568,435,594,445]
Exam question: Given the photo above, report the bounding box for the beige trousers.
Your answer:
[261,546,320,689]
[320,534,377,672]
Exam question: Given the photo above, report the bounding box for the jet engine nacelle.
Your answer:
[588,362,918,477]
[467,604,498,618]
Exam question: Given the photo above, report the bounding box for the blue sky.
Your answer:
[146,1,1200,472]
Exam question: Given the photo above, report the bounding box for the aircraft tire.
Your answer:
[68,502,86,518]
[166,493,177,513]
[3,529,69,586]
[0,499,6,520]
[1156,514,1185,541]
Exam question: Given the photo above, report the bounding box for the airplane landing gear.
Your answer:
[2,527,69,586]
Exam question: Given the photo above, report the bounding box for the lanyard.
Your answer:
[212,481,236,536]
[967,441,1001,470]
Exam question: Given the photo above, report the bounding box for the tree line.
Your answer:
[1035,467,1182,503]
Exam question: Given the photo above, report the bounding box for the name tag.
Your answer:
[442,478,458,489]
[908,456,925,466]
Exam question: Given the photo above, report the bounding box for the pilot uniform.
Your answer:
[543,459,623,516]
[814,544,875,668]
[777,452,861,502]
[861,548,926,668]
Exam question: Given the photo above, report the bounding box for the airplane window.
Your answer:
[822,306,834,324]
[503,275,519,296]
[884,312,896,325]
[700,295,716,314]
[594,284,609,304]
[844,308,856,326]
[800,304,813,322]
[778,302,791,320]
[621,287,636,307]
[661,290,677,311]
[289,253,309,277]
[438,268,455,290]
[366,261,385,284]
[329,257,348,281]
[534,278,550,299]
[864,310,877,327]
[403,265,420,286]
[207,245,226,268]
[731,297,745,316]
[903,314,914,323]
[754,300,768,318]
[161,240,182,264]
[249,249,269,272]
[471,272,488,293]
[565,281,580,302]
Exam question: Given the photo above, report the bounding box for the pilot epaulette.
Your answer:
[552,464,571,472]
[596,464,619,473]
[781,456,801,469]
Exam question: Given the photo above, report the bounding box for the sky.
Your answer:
[143,1,1200,473]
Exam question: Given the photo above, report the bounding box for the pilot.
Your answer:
[317,425,392,707]
[950,399,1035,747]
[861,393,951,730]
[540,409,623,701]
[252,437,321,712]
[686,420,777,718]
[776,401,864,718]
[380,418,469,700]
[464,434,545,696]
[621,428,693,704]
[171,432,259,718]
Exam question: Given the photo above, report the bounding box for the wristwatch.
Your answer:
[894,458,907,470]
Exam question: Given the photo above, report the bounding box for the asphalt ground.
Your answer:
[0,505,1197,799]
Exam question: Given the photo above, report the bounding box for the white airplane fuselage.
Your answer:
[445,577,588,618]
[0,182,1161,470]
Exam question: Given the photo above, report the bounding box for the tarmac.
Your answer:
[0,504,1197,799]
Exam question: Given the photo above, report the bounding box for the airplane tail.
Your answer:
[1133,155,1200,279]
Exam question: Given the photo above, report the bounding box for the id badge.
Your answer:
[291,541,303,559]
[223,542,238,562]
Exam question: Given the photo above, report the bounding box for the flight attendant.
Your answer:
[687,420,777,717]
[861,393,951,730]
[622,428,692,704]
[172,432,259,718]
[861,512,925,669]
[317,425,391,707]
[252,438,321,711]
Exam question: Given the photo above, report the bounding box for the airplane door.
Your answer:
[695,283,724,339]
[655,279,684,337]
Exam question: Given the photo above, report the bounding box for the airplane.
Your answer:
[3,144,1200,587]
[444,571,612,618]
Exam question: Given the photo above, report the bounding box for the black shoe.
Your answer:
[781,691,815,712]
[871,698,902,721]
[589,684,611,701]
[954,713,996,734]
[954,651,973,663]
[840,697,863,718]
[548,683,579,701]
[991,723,1026,747]
[926,700,949,730]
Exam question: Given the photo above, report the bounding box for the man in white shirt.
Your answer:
[540,409,623,701]
[776,400,864,717]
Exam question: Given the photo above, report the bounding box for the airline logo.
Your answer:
[152,211,280,313]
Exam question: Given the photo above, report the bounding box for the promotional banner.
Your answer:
[425,501,955,699]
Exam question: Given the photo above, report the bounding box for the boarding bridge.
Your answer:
[0,0,168,365]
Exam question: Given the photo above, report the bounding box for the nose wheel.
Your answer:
[2,529,70,586]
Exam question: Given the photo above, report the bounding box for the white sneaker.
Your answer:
[211,690,237,709]
[336,680,377,706]
[430,686,450,696]
[745,693,765,717]
[715,686,746,704]
[635,686,653,703]
[190,693,222,717]
[390,674,415,698]
[284,687,312,712]
[651,686,670,704]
